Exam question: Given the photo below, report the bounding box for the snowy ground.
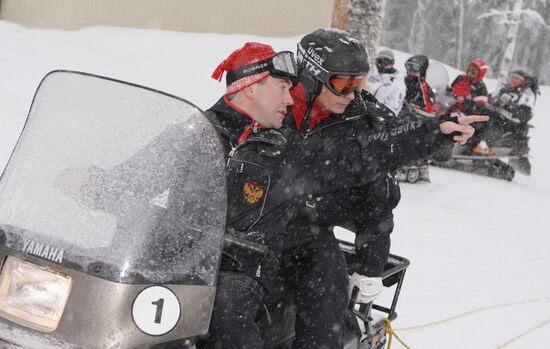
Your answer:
[1,20,549,348]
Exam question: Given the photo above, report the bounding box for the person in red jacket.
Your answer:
[451,58,489,105]
[449,58,492,155]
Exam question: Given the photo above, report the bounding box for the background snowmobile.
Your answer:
[430,91,532,181]
[0,71,410,349]
[395,159,429,184]
[413,62,532,182]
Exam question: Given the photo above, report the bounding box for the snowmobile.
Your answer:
[414,61,531,182]
[430,98,532,181]
[0,71,410,349]
[395,160,430,184]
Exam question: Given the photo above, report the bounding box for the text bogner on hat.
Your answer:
[243,62,269,75]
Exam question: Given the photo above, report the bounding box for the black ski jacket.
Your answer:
[207,97,306,292]
[284,87,453,276]
[404,76,436,113]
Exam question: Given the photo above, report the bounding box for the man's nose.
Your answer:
[284,90,294,105]
[344,91,355,101]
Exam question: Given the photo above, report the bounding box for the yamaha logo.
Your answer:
[22,238,64,263]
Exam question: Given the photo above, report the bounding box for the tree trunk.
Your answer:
[533,3,550,81]
[331,0,349,30]
[407,0,426,55]
[497,0,523,86]
[348,0,386,63]
[456,0,465,69]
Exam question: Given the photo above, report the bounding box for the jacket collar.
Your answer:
[290,83,332,132]
[208,96,263,144]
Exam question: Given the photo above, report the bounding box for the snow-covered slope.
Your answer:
[1,20,549,348]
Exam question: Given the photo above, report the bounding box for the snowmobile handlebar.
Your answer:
[223,234,268,256]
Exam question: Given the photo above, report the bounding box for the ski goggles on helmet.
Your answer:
[326,74,368,96]
[375,57,394,68]
[405,62,422,73]
[226,51,298,85]
[297,43,367,96]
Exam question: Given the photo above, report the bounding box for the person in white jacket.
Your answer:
[366,49,407,116]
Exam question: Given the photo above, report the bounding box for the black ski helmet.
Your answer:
[405,54,429,78]
[297,29,370,98]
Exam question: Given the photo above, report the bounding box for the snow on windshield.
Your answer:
[0,72,226,284]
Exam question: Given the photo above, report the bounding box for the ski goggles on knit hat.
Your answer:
[226,51,298,86]
[212,43,298,95]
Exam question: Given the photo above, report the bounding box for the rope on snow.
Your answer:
[395,297,550,331]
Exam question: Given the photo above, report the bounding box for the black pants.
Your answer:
[281,235,349,349]
[206,272,266,349]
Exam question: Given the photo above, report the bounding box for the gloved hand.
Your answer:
[497,92,514,107]
[349,273,383,304]
[473,95,488,104]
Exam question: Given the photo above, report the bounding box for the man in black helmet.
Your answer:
[404,54,436,114]
[277,29,488,348]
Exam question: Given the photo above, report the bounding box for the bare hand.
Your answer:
[439,114,489,145]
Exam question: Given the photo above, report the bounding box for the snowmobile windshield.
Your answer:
[426,61,449,96]
[0,71,226,286]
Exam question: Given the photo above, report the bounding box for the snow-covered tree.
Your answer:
[455,0,466,68]
[331,0,349,30]
[479,0,522,84]
[381,0,550,84]
[348,0,386,63]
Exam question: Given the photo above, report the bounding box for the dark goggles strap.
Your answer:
[226,60,273,85]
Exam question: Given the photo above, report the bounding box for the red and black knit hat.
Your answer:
[211,42,277,95]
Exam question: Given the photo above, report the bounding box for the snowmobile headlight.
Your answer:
[0,256,72,332]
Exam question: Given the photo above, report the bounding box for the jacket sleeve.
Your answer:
[366,113,453,172]
[355,91,453,173]
[504,104,533,124]
[345,176,398,277]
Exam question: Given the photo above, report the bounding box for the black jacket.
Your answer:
[284,87,452,276]
[404,76,436,112]
[491,86,534,124]
[207,97,305,292]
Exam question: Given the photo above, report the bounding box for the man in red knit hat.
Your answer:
[205,42,300,348]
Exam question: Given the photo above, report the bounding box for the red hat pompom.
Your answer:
[212,42,277,94]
